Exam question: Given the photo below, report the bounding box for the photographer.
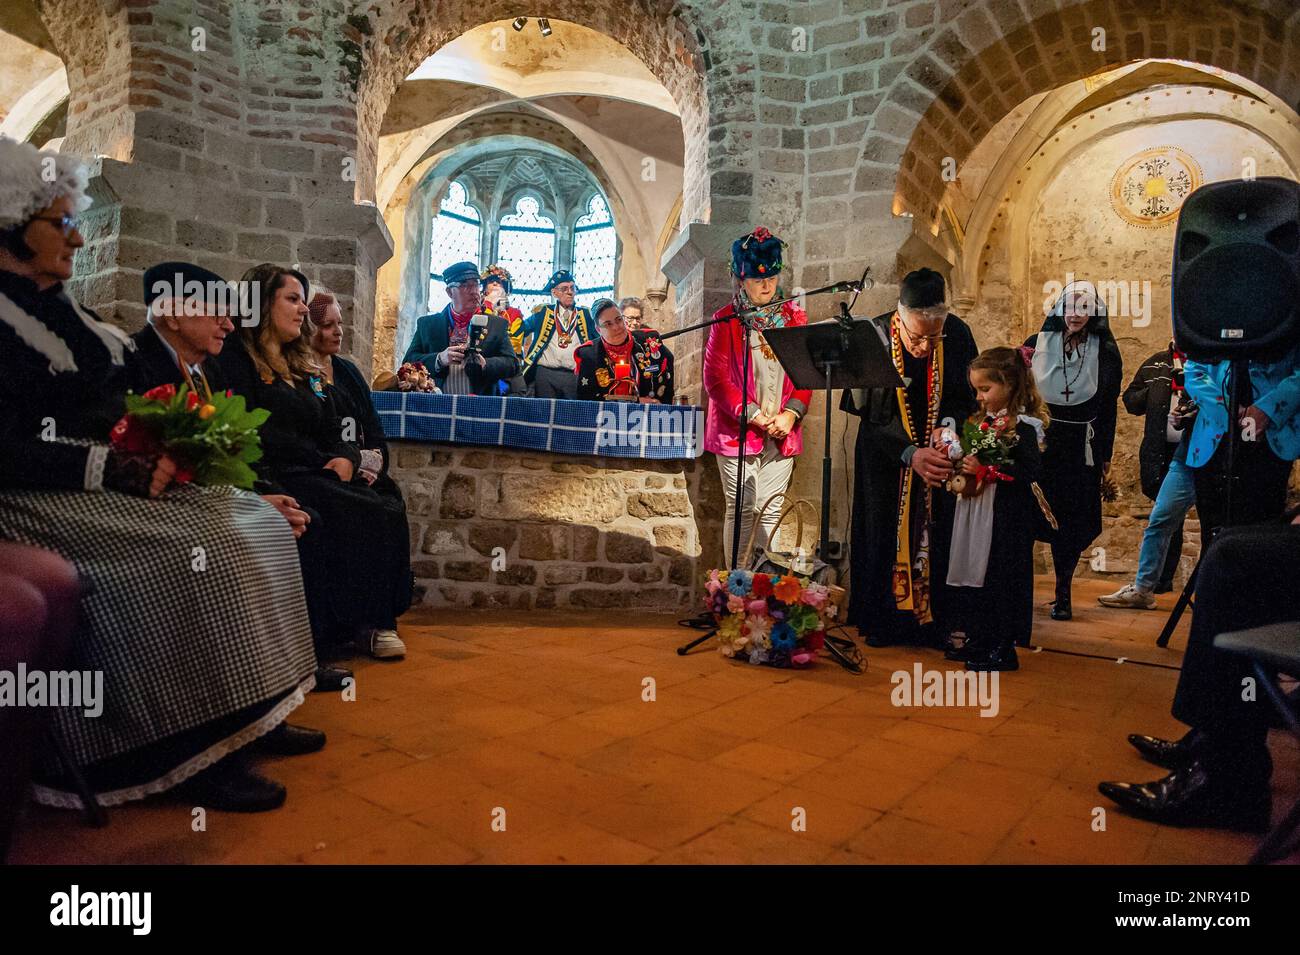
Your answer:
[1098,345,1198,609]
[402,261,518,396]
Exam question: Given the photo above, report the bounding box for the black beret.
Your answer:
[899,268,946,309]
[143,261,229,311]
[442,261,480,287]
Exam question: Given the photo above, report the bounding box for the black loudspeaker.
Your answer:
[1172,176,1300,362]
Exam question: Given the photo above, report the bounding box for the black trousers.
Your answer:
[533,364,578,400]
[1191,436,1292,533]
[1159,519,1184,588]
[1171,523,1300,785]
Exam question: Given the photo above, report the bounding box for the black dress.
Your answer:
[944,420,1043,650]
[327,354,413,619]
[1024,331,1122,592]
[217,336,408,640]
[841,312,979,644]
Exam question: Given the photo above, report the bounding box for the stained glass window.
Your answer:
[572,194,616,310]
[496,196,556,315]
[427,180,482,314]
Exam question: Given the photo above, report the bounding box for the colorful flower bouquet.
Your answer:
[396,361,438,393]
[935,411,1019,497]
[704,568,838,667]
[110,383,269,490]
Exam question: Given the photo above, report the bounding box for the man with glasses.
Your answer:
[402,260,518,396]
[518,269,597,399]
[841,267,979,648]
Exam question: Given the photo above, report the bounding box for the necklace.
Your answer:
[1061,334,1088,403]
[555,306,578,348]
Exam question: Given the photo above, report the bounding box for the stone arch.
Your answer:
[874,0,1300,235]
[355,2,711,227]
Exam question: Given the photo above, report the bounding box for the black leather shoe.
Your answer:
[174,759,286,812]
[965,643,1019,671]
[252,723,327,757]
[312,665,352,693]
[1098,761,1270,833]
[1127,730,1204,771]
[1050,597,1072,620]
[865,632,897,648]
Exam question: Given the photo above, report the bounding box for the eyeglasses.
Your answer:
[553,284,576,294]
[452,281,482,292]
[32,213,80,236]
[898,319,946,344]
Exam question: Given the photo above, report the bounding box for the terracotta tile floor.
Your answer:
[11,577,1299,864]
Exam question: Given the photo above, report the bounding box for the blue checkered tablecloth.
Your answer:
[372,391,704,459]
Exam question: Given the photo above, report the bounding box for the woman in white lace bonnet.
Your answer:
[0,136,323,814]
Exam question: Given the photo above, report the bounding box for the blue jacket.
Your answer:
[1184,344,1300,467]
[519,302,596,381]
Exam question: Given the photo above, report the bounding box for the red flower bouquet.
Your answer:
[110,383,269,490]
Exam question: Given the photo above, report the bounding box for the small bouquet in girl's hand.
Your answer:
[111,383,269,490]
[396,361,439,393]
[942,411,1020,497]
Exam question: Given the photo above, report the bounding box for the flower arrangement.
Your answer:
[704,568,837,667]
[396,361,438,393]
[935,411,1020,497]
[110,383,269,490]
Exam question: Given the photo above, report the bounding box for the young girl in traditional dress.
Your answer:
[944,346,1048,671]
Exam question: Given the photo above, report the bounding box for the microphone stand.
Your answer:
[668,270,871,655]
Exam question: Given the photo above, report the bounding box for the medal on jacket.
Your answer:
[556,307,577,348]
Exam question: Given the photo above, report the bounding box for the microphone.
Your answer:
[468,313,489,353]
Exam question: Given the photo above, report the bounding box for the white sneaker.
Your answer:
[1097,584,1156,610]
[363,628,406,659]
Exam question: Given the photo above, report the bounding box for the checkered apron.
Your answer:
[0,479,316,804]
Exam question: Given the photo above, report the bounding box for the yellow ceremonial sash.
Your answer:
[889,314,943,624]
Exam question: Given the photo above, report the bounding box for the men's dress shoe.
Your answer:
[253,723,327,757]
[1127,730,1203,770]
[1050,598,1072,621]
[965,643,1019,672]
[1097,761,1271,833]
[175,760,286,813]
[312,665,353,693]
[864,631,896,648]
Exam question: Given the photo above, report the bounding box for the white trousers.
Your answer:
[716,440,797,567]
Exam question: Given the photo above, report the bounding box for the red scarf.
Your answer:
[605,335,634,363]
[450,308,473,343]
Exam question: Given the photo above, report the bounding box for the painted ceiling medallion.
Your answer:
[1110,146,1203,228]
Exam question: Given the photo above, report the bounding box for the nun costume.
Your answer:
[1024,280,1123,620]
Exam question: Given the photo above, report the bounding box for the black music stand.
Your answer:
[762,315,904,560]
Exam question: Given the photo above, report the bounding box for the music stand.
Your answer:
[762,316,904,559]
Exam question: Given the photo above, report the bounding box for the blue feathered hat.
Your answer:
[730,226,785,279]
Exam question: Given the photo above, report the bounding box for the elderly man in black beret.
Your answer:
[402,260,517,396]
[518,269,597,399]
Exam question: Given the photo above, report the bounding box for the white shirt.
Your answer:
[540,303,579,371]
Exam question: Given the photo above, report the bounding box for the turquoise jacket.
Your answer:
[1184,344,1300,467]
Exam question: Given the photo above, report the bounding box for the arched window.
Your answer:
[427,180,482,314]
[571,194,616,310]
[496,195,556,315]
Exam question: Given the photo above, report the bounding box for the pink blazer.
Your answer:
[703,300,813,457]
